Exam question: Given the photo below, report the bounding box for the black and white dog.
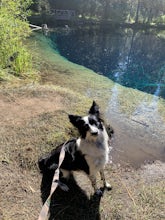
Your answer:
[38,101,114,195]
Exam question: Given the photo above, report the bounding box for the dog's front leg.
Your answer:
[100,169,112,190]
[89,175,103,196]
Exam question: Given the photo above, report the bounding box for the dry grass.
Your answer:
[0,85,91,167]
[101,165,165,220]
[0,162,41,220]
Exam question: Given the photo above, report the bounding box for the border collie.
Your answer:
[38,101,114,195]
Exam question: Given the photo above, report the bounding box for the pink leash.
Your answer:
[38,142,66,220]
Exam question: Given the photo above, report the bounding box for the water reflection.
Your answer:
[50,27,165,99]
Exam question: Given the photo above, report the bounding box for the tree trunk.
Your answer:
[135,0,141,23]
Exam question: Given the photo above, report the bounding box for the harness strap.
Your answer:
[38,142,66,220]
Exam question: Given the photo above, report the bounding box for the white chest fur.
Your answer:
[77,127,110,175]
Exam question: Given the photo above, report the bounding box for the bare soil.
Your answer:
[0,85,165,220]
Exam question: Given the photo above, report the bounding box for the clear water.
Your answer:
[50,27,165,99]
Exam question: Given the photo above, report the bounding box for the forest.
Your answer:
[1,0,165,76]
[31,0,165,26]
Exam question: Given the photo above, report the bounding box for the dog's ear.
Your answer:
[89,101,100,117]
[68,115,82,127]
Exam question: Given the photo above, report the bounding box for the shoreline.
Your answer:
[108,109,165,168]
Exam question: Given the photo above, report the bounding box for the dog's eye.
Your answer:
[84,124,89,130]
[89,118,96,125]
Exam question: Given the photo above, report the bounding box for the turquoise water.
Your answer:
[50,27,165,99]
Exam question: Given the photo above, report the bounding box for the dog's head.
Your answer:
[68,101,104,139]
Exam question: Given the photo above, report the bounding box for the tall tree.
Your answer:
[135,0,141,23]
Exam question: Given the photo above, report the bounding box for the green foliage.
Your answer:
[36,0,165,25]
[0,0,32,75]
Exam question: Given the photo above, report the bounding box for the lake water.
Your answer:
[46,27,165,166]
[50,27,165,99]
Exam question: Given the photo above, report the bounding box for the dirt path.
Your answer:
[0,87,63,126]
[0,86,66,219]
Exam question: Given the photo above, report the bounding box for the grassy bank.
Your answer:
[29,33,165,119]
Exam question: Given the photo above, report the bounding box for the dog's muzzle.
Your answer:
[91,131,98,136]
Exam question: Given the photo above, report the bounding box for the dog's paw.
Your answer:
[105,182,112,191]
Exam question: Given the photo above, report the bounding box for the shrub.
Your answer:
[0,0,32,75]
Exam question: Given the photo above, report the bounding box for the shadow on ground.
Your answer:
[41,173,103,220]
